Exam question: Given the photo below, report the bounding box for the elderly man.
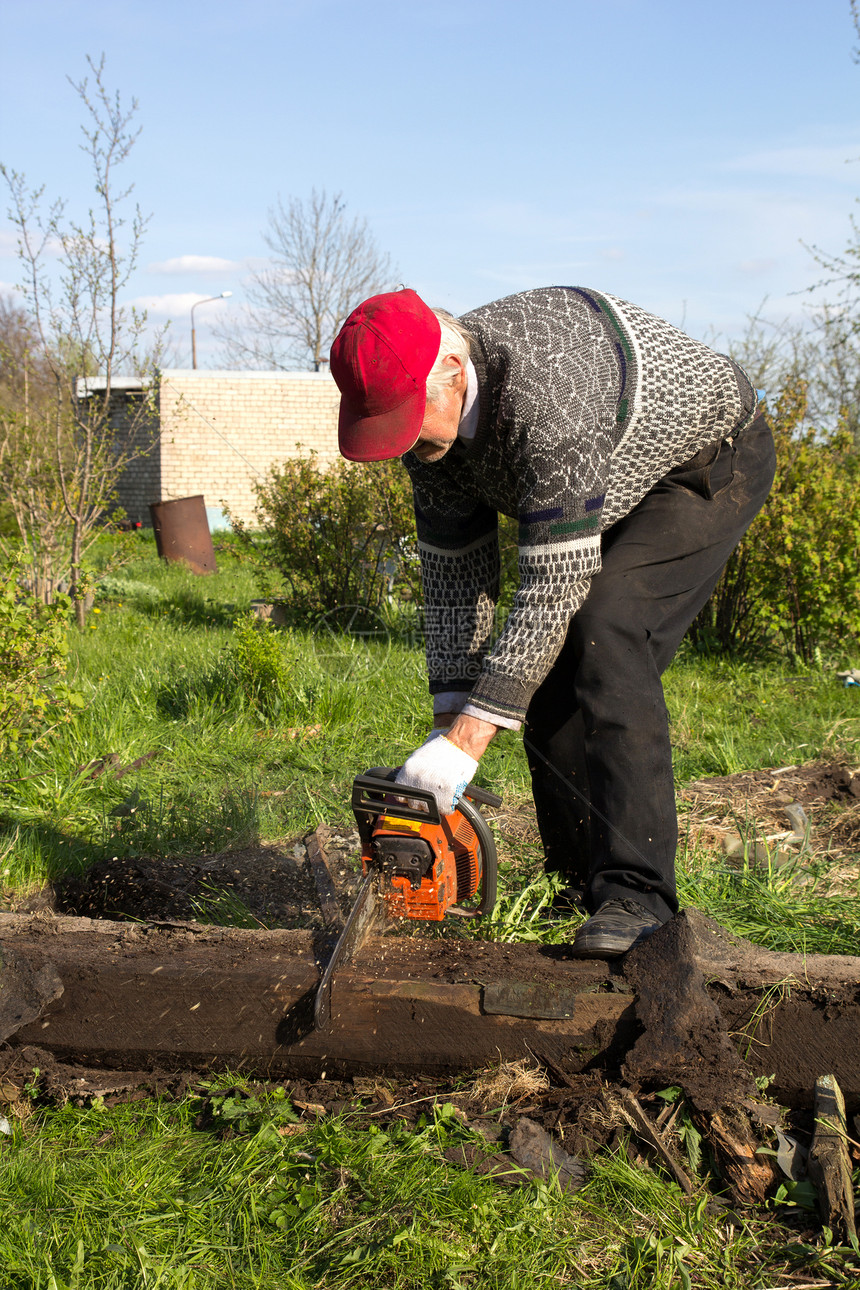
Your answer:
[330,286,775,957]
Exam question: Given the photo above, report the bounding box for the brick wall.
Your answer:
[114,369,341,525]
[109,391,161,522]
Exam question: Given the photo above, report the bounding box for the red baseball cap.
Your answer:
[330,289,441,461]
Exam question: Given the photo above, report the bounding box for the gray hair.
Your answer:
[426,308,474,404]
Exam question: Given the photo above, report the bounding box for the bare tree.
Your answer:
[217,188,394,371]
[726,304,860,445]
[0,55,163,624]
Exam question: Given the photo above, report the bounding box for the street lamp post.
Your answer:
[191,291,232,369]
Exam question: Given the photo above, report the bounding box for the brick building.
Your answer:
[85,368,341,527]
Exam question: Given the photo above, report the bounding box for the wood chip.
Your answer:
[293,1100,327,1117]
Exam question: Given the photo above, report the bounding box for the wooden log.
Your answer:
[0,914,637,1079]
[808,1074,857,1243]
[1,910,859,1109]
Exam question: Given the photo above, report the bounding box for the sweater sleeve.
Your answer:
[410,470,501,701]
[465,482,606,723]
[409,412,614,727]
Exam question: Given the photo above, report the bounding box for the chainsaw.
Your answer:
[314,768,501,1030]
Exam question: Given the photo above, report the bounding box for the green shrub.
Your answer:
[225,613,293,715]
[230,454,421,623]
[0,559,85,758]
[691,378,860,661]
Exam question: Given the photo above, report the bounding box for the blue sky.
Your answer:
[2,0,859,366]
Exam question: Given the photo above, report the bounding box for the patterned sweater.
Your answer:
[403,287,756,727]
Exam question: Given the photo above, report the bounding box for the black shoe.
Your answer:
[571,899,663,958]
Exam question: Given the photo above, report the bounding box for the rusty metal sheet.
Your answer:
[481,979,600,1020]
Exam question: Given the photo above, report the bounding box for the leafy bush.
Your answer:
[691,378,860,661]
[224,613,293,715]
[0,560,85,758]
[230,453,524,644]
[230,454,421,623]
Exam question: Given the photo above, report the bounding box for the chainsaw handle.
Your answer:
[463,783,502,809]
[362,767,502,811]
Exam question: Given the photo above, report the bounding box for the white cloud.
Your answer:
[720,143,860,183]
[147,254,242,275]
[127,292,235,321]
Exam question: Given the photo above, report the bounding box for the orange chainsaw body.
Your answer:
[314,770,501,1031]
[363,807,484,921]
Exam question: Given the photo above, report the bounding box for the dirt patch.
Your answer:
[0,1043,196,1109]
[683,759,860,812]
[623,916,758,1112]
[16,828,365,928]
[679,759,860,882]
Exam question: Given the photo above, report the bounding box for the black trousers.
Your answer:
[523,413,777,922]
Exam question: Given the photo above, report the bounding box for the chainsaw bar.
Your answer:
[313,868,383,1032]
[314,769,501,1032]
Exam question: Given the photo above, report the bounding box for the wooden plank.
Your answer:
[0,915,636,1078]
[808,1074,857,1243]
[304,825,344,929]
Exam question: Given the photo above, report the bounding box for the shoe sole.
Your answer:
[570,927,657,959]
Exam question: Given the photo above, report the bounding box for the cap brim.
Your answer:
[338,386,426,462]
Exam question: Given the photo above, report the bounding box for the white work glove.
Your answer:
[395,730,479,815]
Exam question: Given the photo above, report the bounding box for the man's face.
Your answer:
[409,358,467,463]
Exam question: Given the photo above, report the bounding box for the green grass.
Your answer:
[3,1086,850,1290]
[3,534,860,1288]
[4,534,859,900]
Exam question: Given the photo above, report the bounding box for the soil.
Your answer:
[24,828,365,928]
[680,758,860,879]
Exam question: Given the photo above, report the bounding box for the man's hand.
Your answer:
[434,712,499,760]
[395,731,478,815]
[397,715,500,814]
